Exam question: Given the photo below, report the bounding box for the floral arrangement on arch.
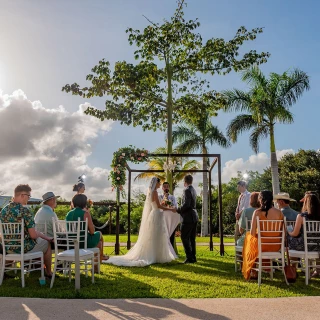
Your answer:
[110,146,148,195]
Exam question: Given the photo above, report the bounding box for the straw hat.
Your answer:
[273,192,296,202]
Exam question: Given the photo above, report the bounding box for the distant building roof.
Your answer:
[0,196,42,209]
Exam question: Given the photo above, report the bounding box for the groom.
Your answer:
[173,174,198,263]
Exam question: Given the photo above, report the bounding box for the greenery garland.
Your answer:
[110,146,149,200]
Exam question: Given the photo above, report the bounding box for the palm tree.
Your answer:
[223,66,310,195]
[134,147,201,192]
[172,114,230,236]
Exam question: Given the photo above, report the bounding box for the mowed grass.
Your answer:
[103,234,235,243]
[0,246,320,299]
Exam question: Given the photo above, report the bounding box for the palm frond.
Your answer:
[221,89,252,113]
[175,139,201,154]
[180,160,201,171]
[242,65,268,89]
[205,125,231,148]
[249,125,269,153]
[172,126,198,144]
[274,107,294,124]
[134,172,165,182]
[226,114,257,142]
[277,68,310,107]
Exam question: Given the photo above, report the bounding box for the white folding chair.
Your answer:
[235,218,251,272]
[0,219,44,288]
[252,217,288,286]
[286,220,296,229]
[50,217,100,275]
[50,219,94,289]
[288,218,320,285]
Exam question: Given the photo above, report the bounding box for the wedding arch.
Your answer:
[110,146,224,256]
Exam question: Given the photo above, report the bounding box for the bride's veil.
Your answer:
[138,177,158,235]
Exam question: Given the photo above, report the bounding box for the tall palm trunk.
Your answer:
[270,125,280,195]
[201,147,209,236]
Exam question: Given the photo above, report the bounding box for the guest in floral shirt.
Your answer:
[0,184,53,278]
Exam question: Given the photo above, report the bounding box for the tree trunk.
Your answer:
[201,149,209,236]
[270,125,280,195]
[166,63,173,193]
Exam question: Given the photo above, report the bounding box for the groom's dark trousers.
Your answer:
[177,185,198,262]
[170,230,176,247]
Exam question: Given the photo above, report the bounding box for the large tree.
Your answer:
[172,113,230,236]
[62,0,269,191]
[222,66,310,195]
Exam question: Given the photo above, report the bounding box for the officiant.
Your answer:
[159,181,179,248]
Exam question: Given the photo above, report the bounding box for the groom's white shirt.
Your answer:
[159,193,177,208]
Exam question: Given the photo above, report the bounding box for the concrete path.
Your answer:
[0,297,319,320]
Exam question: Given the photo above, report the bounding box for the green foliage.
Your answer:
[119,191,146,233]
[260,149,320,210]
[110,146,148,198]
[62,1,269,131]
[54,205,70,220]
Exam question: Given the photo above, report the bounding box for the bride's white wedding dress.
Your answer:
[104,179,177,267]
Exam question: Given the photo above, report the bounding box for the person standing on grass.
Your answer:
[0,184,53,278]
[173,174,198,264]
[159,181,179,249]
[235,181,251,243]
[70,182,85,208]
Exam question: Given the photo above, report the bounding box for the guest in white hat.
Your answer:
[273,192,298,221]
[35,192,60,238]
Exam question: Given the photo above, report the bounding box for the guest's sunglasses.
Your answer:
[21,194,31,198]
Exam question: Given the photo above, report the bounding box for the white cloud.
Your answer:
[221,149,295,183]
[0,89,114,200]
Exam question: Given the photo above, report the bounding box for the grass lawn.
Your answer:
[0,246,320,299]
[103,234,235,243]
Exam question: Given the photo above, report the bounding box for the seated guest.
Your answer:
[300,191,319,203]
[0,184,53,278]
[237,192,260,246]
[274,192,298,221]
[242,190,284,280]
[66,194,108,265]
[35,192,60,237]
[287,193,320,276]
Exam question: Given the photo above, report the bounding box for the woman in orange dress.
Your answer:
[242,190,284,280]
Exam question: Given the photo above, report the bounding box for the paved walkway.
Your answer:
[0,297,319,319]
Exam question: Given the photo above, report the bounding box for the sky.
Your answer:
[0,0,319,201]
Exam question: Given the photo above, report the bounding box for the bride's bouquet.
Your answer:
[161,194,172,208]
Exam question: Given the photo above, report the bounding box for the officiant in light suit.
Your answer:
[159,181,180,248]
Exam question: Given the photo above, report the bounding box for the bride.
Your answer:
[104,177,177,267]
